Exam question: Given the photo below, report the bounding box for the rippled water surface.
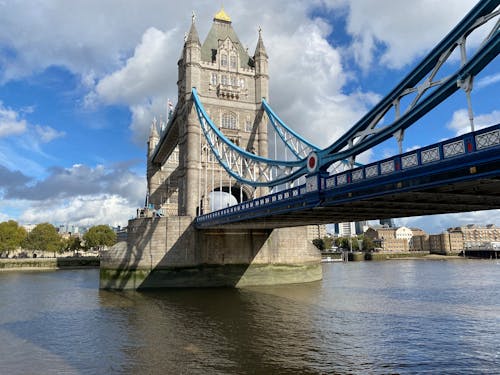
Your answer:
[0,260,499,374]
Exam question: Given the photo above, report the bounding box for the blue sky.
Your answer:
[0,0,498,233]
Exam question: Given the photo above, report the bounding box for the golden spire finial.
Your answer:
[214,6,231,22]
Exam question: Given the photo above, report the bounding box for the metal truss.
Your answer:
[261,99,319,159]
[192,88,307,187]
[319,0,499,169]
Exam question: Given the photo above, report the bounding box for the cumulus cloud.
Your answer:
[3,163,146,227]
[0,102,27,137]
[266,20,380,148]
[398,210,500,234]
[6,163,145,205]
[19,195,137,227]
[329,0,478,71]
[447,109,500,136]
[0,165,32,190]
[0,0,494,228]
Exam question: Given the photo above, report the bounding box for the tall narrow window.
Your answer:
[230,55,237,69]
[221,75,228,85]
[230,76,237,87]
[239,78,245,88]
[245,116,253,132]
[221,54,228,67]
[211,73,217,85]
[222,112,237,130]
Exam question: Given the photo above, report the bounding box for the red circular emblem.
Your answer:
[307,152,318,173]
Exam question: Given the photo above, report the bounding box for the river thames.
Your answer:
[0,259,498,374]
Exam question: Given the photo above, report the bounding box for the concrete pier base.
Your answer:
[100,216,322,289]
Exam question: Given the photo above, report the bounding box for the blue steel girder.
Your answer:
[261,99,320,159]
[195,124,500,228]
[319,0,499,170]
[192,88,307,187]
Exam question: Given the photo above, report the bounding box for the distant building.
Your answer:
[429,231,464,254]
[379,218,395,228]
[307,225,327,241]
[429,224,499,254]
[365,225,428,252]
[333,222,357,237]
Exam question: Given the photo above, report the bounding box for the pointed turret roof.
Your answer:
[200,8,252,68]
[149,118,159,139]
[254,27,268,58]
[186,12,200,44]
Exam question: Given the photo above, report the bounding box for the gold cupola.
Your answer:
[214,7,231,23]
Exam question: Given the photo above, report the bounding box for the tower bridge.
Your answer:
[100,2,500,289]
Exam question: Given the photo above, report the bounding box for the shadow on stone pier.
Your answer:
[100,216,322,290]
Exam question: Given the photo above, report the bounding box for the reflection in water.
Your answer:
[0,260,499,374]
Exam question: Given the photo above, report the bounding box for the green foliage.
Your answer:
[83,225,116,251]
[362,236,375,251]
[334,235,375,251]
[312,238,325,250]
[313,236,335,251]
[322,236,334,250]
[22,223,62,254]
[62,236,82,252]
[0,220,27,253]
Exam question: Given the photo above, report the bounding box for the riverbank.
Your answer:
[0,256,100,271]
[336,251,470,261]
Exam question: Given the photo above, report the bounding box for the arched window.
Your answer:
[230,54,237,68]
[220,54,228,67]
[221,112,237,130]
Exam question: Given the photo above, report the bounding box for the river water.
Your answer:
[0,260,498,374]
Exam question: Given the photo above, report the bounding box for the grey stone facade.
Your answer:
[147,10,269,217]
[100,9,322,289]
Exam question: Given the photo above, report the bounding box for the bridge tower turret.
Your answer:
[100,8,322,290]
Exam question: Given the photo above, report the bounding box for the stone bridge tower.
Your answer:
[101,9,321,290]
[146,9,269,218]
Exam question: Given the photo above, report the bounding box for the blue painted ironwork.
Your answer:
[319,0,499,169]
[192,0,498,192]
[192,88,307,187]
[262,99,319,159]
[195,124,500,227]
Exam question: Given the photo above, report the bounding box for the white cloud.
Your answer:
[0,102,27,137]
[3,163,146,227]
[0,0,494,229]
[447,109,500,136]
[397,210,500,234]
[19,195,137,227]
[476,73,500,90]
[92,27,178,106]
[333,0,478,70]
[34,125,65,143]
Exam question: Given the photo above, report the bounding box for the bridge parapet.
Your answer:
[195,124,500,228]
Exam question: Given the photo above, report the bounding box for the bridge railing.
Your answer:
[195,124,500,225]
[323,124,499,191]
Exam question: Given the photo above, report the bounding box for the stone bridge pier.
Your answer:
[100,216,321,289]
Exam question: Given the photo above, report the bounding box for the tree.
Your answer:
[62,236,82,253]
[83,225,116,251]
[22,223,62,256]
[312,238,325,250]
[0,220,27,255]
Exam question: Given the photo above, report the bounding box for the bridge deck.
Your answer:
[196,125,500,229]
